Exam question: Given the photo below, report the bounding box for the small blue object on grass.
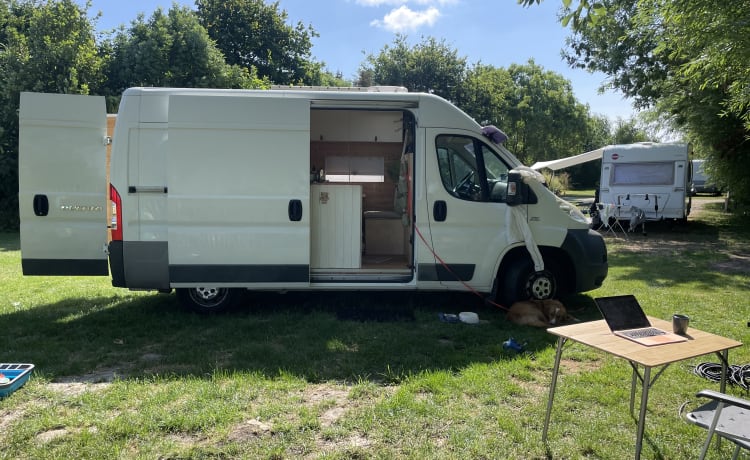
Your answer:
[503,338,526,352]
[0,363,34,398]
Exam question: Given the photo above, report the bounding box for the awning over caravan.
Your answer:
[530,147,605,171]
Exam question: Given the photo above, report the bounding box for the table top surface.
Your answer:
[548,317,743,367]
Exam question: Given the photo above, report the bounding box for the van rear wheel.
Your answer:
[176,287,242,314]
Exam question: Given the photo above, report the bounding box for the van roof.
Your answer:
[120,87,480,131]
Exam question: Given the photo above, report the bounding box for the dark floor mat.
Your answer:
[335,305,416,322]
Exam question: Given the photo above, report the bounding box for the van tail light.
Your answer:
[110,184,123,241]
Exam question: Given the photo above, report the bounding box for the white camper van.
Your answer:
[598,143,692,223]
[18,88,608,313]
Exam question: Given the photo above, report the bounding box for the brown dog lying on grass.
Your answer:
[506,299,577,328]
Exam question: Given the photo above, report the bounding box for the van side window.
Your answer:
[436,135,510,202]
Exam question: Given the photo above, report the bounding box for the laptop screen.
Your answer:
[595,295,651,331]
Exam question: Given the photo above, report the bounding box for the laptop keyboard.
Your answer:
[622,327,666,338]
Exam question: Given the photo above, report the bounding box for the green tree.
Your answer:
[457,61,600,180]
[502,60,590,166]
[357,35,466,100]
[565,116,651,189]
[457,53,648,188]
[611,118,651,145]
[565,114,612,189]
[102,4,265,104]
[292,64,351,88]
[561,0,671,110]
[196,0,319,85]
[0,0,103,230]
[531,0,750,208]
[457,64,515,128]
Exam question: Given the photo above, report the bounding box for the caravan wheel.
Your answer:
[176,287,242,314]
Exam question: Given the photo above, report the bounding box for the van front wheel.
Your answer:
[497,258,558,307]
[176,287,242,314]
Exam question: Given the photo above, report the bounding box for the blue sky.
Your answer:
[80,0,636,121]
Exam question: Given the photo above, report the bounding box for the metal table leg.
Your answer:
[542,336,567,443]
[634,366,651,460]
[630,366,638,415]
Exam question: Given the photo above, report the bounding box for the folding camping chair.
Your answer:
[683,389,750,460]
[596,203,628,238]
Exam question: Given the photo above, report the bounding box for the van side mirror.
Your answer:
[505,171,537,206]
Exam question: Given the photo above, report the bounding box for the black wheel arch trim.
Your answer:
[560,228,608,293]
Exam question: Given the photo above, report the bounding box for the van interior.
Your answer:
[309,108,415,281]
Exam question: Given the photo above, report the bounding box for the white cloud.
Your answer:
[370,5,441,32]
[356,0,406,6]
[413,0,458,4]
[356,0,457,7]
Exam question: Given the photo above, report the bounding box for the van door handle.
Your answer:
[288,199,303,221]
[433,200,447,222]
[33,194,49,216]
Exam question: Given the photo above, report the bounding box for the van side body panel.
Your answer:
[159,93,310,286]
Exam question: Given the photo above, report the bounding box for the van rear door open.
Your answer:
[18,92,109,276]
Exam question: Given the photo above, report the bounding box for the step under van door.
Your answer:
[18,92,109,276]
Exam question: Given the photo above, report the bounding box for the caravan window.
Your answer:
[611,162,674,186]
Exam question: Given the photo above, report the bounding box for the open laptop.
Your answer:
[595,295,688,346]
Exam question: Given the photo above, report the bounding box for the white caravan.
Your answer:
[18,88,608,313]
[599,143,692,223]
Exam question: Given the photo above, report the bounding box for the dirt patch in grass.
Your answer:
[48,367,120,396]
[226,418,274,443]
[561,357,603,374]
[47,381,109,397]
[617,238,698,254]
[314,433,373,458]
[604,197,750,274]
[302,385,351,427]
[35,427,69,444]
[612,232,750,272]
[710,253,750,273]
[0,407,27,437]
[223,382,377,457]
[224,384,356,444]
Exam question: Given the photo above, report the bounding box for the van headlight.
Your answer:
[557,199,589,224]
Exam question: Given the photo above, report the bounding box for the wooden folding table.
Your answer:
[542,317,742,460]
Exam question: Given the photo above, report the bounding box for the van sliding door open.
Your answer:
[166,95,311,286]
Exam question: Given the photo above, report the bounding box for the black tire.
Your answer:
[496,256,558,307]
[176,287,242,314]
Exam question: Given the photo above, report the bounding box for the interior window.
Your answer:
[325,156,385,183]
[436,135,510,202]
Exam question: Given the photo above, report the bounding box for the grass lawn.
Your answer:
[0,196,748,459]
